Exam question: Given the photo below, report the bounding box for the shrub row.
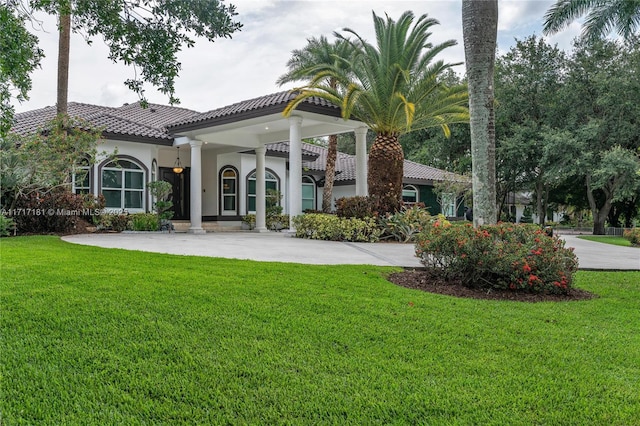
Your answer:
[293,213,381,242]
[415,221,579,294]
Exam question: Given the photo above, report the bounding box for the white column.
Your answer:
[189,139,205,234]
[255,146,268,232]
[355,126,368,196]
[288,116,303,230]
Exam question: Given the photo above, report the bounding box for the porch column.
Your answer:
[189,139,205,234]
[288,116,303,230]
[355,126,368,196]
[255,146,268,232]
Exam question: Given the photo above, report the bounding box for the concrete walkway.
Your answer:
[62,232,639,270]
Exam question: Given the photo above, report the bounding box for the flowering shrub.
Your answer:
[380,205,433,242]
[293,213,381,242]
[623,228,640,246]
[415,221,579,294]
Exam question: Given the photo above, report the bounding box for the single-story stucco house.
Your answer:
[12,91,464,232]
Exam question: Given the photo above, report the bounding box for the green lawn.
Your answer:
[577,235,634,247]
[2,236,639,425]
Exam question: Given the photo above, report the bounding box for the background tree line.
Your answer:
[400,35,640,234]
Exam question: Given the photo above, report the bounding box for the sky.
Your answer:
[14,0,583,114]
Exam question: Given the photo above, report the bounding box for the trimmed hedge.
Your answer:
[416,221,579,294]
[293,213,381,242]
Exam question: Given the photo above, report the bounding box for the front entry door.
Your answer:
[159,168,190,220]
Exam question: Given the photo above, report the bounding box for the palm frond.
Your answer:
[282,10,468,136]
[543,0,639,40]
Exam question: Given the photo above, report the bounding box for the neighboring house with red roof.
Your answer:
[11,92,466,232]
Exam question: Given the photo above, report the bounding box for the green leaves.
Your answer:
[0,115,102,209]
[543,0,640,40]
[282,10,468,136]
[0,5,44,136]
[26,0,241,106]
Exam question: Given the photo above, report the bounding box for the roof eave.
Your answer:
[102,132,174,146]
[167,101,344,134]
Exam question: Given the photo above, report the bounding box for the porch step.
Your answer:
[171,221,243,233]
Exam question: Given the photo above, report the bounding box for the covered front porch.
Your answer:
[161,92,368,233]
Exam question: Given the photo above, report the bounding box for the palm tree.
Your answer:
[462,0,498,227]
[277,36,356,212]
[284,11,469,215]
[543,0,640,40]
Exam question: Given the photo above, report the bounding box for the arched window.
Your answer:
[220,166,238,215]
[302,176,316,211]
[402,185,418,204]
[73,157,92,195]
[246,169,279,213]
[100,157,146,211]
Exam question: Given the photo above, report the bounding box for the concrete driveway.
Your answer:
[62,232,639,270]
[559,235,639,270]
[63,232,422,267]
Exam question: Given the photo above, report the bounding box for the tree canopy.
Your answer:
[0,4,43,136]
[1,0,242,127]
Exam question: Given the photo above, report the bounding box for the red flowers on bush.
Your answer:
[415,222,578,294]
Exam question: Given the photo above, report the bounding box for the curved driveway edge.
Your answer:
[61,232,639,270]
[62,232,423,268]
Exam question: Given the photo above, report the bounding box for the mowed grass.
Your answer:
[577,235,634,247]
[1,236,639,425]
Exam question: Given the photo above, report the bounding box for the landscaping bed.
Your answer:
[389,269,596,302]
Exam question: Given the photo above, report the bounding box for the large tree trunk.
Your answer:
[622,197,638,228]
[535,179,546,226]
[57,13,71,117]
[586,174,613,235]
[322,134,337,212]
[462,0,498,227]
[368,132,404,215]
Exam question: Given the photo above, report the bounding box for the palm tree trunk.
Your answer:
[322,134,337,212]
[368,132,404,215]
[57,13,71,117]
[463,0,498,227]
